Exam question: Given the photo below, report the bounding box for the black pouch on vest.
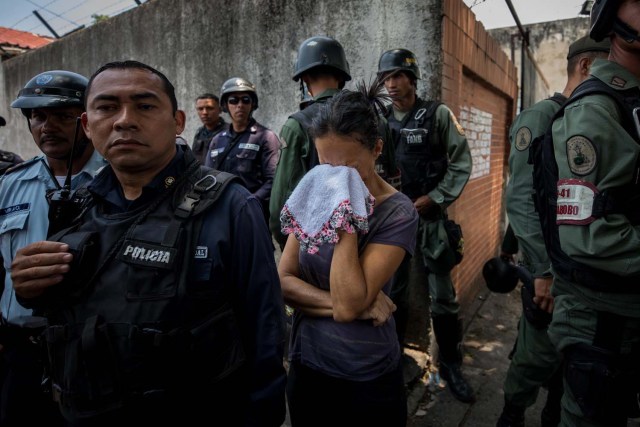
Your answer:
[443,219,464,266]
[46,231,99,306]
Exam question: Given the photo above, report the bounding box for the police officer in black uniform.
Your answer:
[378,48,474,403]
[205,77,280,224]
[191,93,226,164]
[10,61,286,427]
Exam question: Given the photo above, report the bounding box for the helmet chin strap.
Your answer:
[614,18,640,43]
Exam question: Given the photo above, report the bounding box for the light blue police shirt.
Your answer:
[0,150,106,326]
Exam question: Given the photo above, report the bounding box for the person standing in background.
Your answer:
[192,93,226,163]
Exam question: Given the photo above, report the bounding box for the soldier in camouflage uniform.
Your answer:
[377,48,474,403]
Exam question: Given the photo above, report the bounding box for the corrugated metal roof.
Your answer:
[0,26,54,49]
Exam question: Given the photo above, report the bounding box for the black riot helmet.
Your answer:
[292,36,352,83]
[377,49,422,81]
[482,257,519,294]
[11,70,88,118]
[590,0,640,43]
[590,0,619,41]
[219,77,258,113]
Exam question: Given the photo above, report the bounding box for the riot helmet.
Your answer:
[11,70,88,118]
[220,77,258,113]
[590,0,640,43]
[590,0,619,41]
[482,256,519,294]
[292,36,351,83]
[377,49,422,81]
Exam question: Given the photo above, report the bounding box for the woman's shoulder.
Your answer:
[372,191,418,226]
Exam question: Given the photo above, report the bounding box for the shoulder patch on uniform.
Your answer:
[515,127,532,151]
[610,76,627,88]
[449,110,465,136]
[566,136,597,176]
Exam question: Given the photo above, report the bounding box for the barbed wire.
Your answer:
[2,0,139,39]
[469,0,488,8]
[26,0,80,25]
[55,0,134,34]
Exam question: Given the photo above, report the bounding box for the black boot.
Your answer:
[496,400,525,427]
[540,368,563,427]
[432,314,476,403]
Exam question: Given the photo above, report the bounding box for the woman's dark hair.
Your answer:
[310,78,390,151]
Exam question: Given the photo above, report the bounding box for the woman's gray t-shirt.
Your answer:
[288,191,418,381]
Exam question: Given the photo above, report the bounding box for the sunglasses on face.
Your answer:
[227,95,252,105]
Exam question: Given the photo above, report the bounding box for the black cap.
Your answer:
[0,116,5,127]
[567,34,611,59]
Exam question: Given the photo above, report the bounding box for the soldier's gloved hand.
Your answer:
[532,276,554,314]
[11,241,73,299]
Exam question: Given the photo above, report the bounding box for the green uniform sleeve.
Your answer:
[427,105,472,208]
[554,93,640,276]
[506,101,558,277]
[269,118,310,248]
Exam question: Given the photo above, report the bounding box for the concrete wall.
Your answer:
[489,17,591,106]
[0,0,519,340]
[1,0,442,158]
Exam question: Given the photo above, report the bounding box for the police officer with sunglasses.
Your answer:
[205,77,280,223]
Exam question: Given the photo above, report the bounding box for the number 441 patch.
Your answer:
[556,179,598,225]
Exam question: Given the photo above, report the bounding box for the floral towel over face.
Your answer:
[280,164,375,254]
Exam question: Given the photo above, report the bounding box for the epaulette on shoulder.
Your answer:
[3,156,42,175]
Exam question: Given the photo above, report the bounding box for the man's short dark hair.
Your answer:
[196,93,220,103]
[566,50,609,74]
[86,60,178,113]
[304,66,348,89]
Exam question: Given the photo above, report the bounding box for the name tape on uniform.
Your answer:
[556,178,598,225]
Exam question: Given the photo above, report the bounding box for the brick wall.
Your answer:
[441,0,518,312]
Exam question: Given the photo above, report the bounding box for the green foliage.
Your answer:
[91,14,110,24]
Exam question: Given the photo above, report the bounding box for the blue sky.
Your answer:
[0,0,588,38]
[0,0,140,38]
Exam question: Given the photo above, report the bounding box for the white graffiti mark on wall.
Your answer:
[459,106,493,180]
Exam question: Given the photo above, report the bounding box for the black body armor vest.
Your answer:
[38,155,246,422]
[387,98,446,199]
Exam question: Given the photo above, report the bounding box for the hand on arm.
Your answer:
[358,291,397,327]
[11,241,72,299]
[330,231,405,323]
